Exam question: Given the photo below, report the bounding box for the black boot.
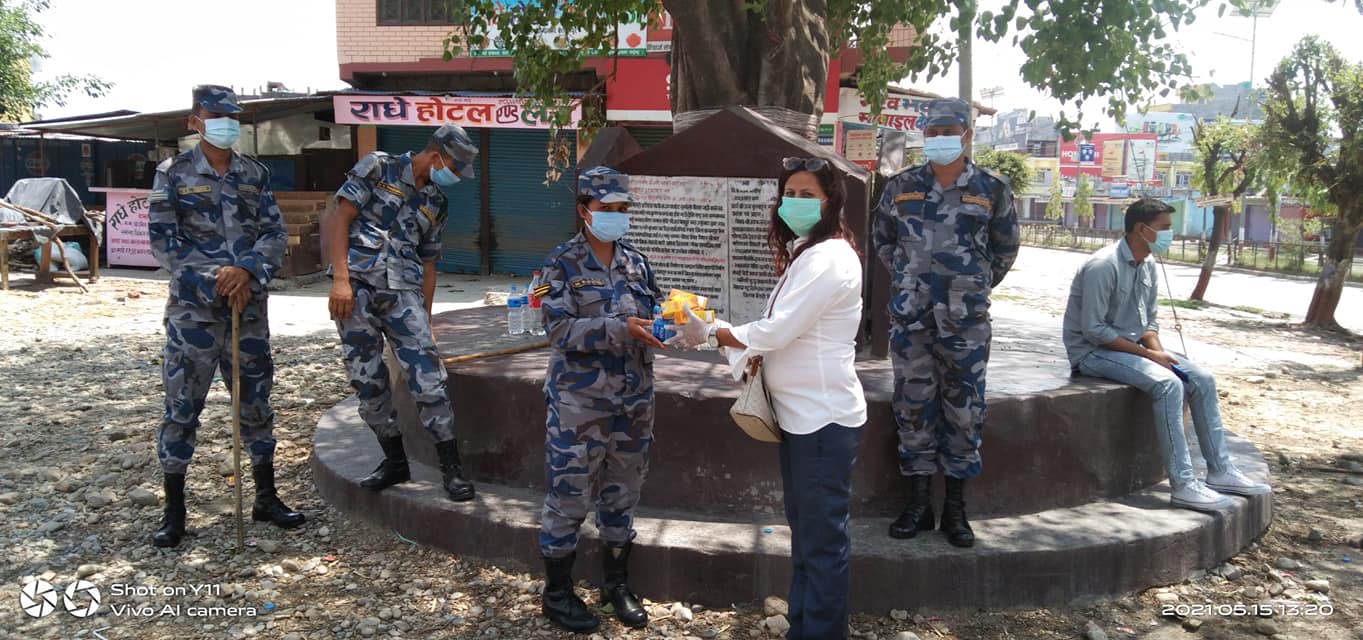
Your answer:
[434,440,475,502]
[542,553,600,633]
[358,436,410,490]
[151,473,187,548]
[941,476,975,548]
[888,474,935,539]
[250,462,306,529]
[600,541,648,628]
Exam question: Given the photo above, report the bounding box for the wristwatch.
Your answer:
[705,324,720,349]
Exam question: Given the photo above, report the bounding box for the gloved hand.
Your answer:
[664,305,714,350]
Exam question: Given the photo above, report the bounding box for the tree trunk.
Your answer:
[664,0,830,138]
[1302,212,1362,329]
[1189,205,1230,301]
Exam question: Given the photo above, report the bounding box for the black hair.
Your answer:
[767,160,856,276]
[1124,197,1174,234]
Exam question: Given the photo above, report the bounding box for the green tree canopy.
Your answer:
[1072,174,1093,222]
[442,0,1221,140]
[1261,36,1363,328]
[0,0,110,122]
[1045,175,1064,220]
[973,146,1034,195]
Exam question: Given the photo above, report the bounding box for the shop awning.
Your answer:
[21,95,340,142]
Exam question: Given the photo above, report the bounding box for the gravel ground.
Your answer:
[2,253,1362,640]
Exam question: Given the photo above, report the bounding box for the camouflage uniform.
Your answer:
[538,171,661,559]
[873,155,1019,480]
[148,99,286,475]
[333,133,471,443]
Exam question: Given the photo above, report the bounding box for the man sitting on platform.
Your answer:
[1062,198,1271,512]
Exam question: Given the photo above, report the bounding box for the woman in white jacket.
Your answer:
[670,157,867,640]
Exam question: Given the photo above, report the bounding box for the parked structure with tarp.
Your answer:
[0,177,103,290]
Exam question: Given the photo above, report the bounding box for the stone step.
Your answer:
[314,398,1272,612]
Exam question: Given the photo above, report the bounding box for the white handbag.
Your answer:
[730,356,781,442]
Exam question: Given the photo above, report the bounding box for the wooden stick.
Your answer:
[440,341,548,366]
[231,307,245,553]
[0,200,60,225]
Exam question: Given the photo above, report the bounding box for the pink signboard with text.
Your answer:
[94,188,157,268]
[333,95,581,129]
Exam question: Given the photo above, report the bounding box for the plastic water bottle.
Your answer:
[507,285,524,335]
[527,271,546,336]
[651,305,672,342]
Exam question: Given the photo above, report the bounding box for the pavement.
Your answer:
[1001,245,1363,334]
[8,243,1360,342]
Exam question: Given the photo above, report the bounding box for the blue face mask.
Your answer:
[1149,227,1173,253]
[923,134,964,165]
[431,156,460,187]
[587,210,629,242]
[202,117,240,149]
[777,196,824,237]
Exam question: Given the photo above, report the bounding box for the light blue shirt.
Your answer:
[1062,238,1160,369]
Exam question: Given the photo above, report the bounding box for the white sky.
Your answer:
[30,0,1363,126]
[31,0,343,120]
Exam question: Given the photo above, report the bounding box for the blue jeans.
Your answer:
[778,424,862,640]
[1077,349,1231,488]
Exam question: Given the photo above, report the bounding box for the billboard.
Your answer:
[1059,133,1161,185]
[1124,111,1197,158]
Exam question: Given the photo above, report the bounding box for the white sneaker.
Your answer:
[1170,480,1236,512]
[1206,466,1272,496]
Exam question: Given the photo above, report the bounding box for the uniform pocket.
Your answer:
[176,197,219,241]
[625,280,657,316]
[888,282,928,324]
[956,203,992,249]
[571,286,610,317]
[896,201,927,242]
[947,275,991,322]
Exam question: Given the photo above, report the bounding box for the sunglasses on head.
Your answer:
[781,157,828,173]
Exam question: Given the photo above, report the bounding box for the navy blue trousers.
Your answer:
[778,423,861,640]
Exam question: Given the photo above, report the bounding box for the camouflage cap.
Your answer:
[192,85,242,115]
[922,97,971,129]
[431,124,479,178]
[578,166,633,204]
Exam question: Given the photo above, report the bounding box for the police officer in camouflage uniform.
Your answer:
[872,98,1019,548]
[536,167,665,633]
[148,85,305,548]
[327,124,479,502]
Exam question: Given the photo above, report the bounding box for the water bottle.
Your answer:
[527,270,546,336]
[507,285,524,335]
[651,305,672,342]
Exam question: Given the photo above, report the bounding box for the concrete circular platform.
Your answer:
[394,308,1171,519]
[312,306,1273,611]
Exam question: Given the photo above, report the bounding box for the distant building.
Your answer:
[976,109,1058,157]
[1160,83,1265,122]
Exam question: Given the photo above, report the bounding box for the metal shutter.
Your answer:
[376,126,482,274]
[625,126,672,149]
[486,129,578,275]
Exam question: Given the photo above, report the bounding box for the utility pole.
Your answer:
[957,0,976,115]
[1238,0,1279,243]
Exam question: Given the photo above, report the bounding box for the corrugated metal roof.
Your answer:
[21,94,340,142]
